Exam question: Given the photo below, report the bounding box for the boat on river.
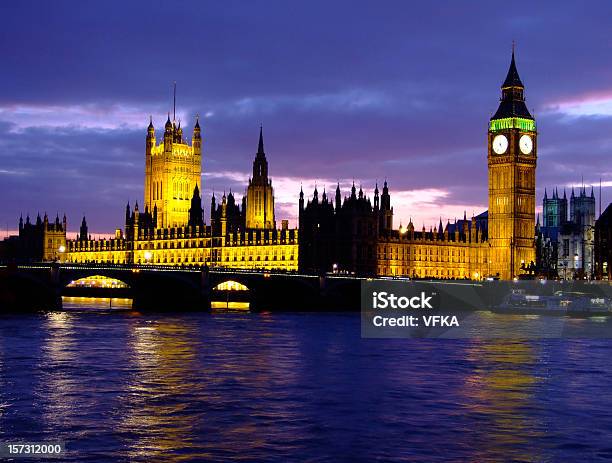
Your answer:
[492,289,612,316]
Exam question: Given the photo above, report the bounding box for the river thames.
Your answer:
[1,302,612,462]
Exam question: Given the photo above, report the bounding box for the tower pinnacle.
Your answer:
[491,47,532,120]
[258,125,265,155]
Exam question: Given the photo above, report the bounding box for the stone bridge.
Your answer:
[0,263,363,312]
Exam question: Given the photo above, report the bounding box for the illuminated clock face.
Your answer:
[492,134,508,154]
[519,134,533,154]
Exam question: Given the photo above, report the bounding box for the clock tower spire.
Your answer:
[488,48,537,279]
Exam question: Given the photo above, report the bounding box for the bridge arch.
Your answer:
[212,280,249,291]
[61,274,133,308]
[211,279,252,310]
[66,275,130,289]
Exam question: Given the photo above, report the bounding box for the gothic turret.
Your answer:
[380,180,393,232]
[125,201,131,226]
[210,192,217,230]
[164,114,173,151]
[147,116,155,145]
[192,116,202,156]
[374,182,380,210]
[298,185,305,225]
[188,184,204,228]
[79,216,88,241]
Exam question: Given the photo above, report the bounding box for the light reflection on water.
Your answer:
[0,310,612,461]
[62,296,133,311]
[210,301,250,311]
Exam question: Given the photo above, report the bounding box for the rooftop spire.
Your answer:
[491,45,532,120]
[502,45,524,89]
[257,125,264,154]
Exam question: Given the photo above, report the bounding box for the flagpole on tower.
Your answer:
[173,81,176,122]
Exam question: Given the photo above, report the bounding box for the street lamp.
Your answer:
[574,253,579,279]
[144,250,152,264]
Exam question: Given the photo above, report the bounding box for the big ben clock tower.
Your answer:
[488,49,537,279]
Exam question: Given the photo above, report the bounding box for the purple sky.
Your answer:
[1,1,611,236]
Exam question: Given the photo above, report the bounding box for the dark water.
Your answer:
[1,305,612,462]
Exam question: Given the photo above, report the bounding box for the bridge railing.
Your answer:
[1,261,323,279]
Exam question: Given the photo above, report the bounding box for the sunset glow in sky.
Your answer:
[1,1,611,234]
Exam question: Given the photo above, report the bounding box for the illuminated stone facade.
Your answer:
[377,217,490,279]
[65,224,298,271]
[144,115,202,228]
[62,122,298,271]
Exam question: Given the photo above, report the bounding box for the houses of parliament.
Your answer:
[8,51,538,280]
